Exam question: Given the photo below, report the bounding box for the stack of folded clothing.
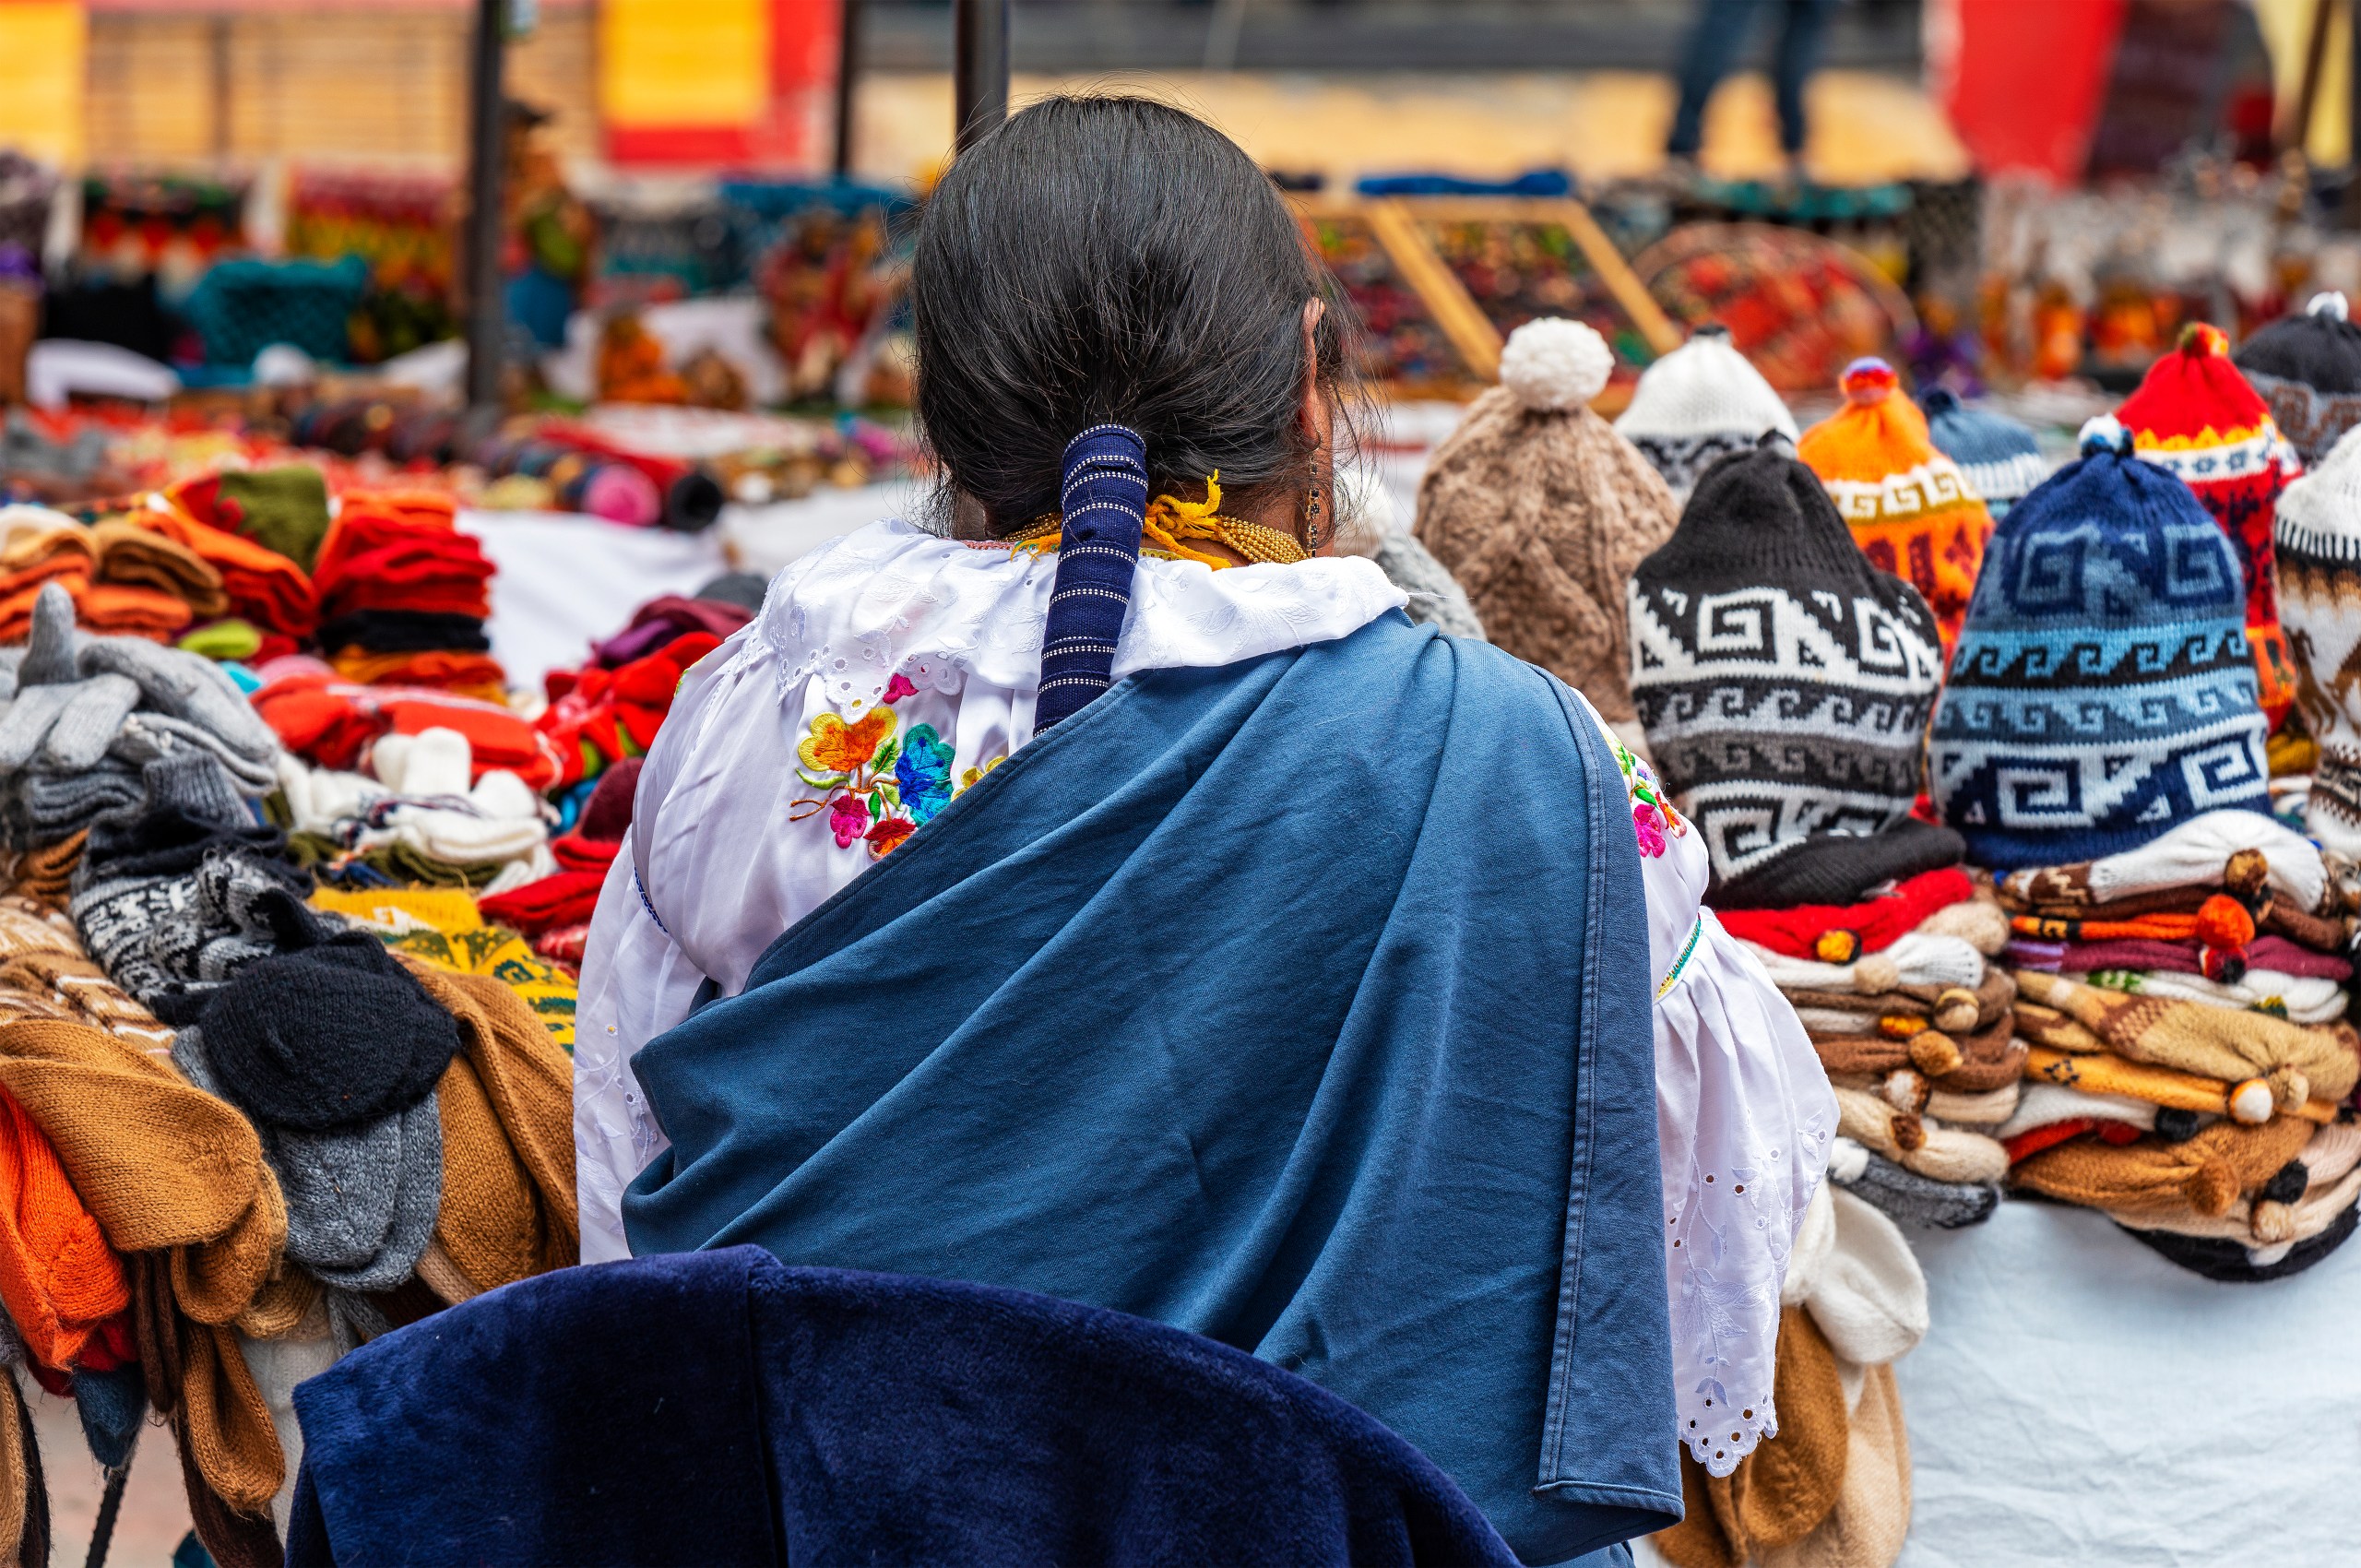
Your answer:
[1797,356,1995,656]
[1655,1182,1928,1568]
[1933,422,2355,1278]
[2116,322,2302,725]
[0,582,281,879]
[310,492,504,701]
[0,506,231,643]
[1631,443,2008,1229]
[148,479,322,654]
[2236,290,2361,467]
[1612,323,1799,503]
[273,725,555,894]
[164,468,333,576]
[250,661,563,790]
[1919,387,2049,520]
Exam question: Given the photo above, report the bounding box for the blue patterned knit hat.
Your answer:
[1919,387,2048,518]
[1929,416,2269,870]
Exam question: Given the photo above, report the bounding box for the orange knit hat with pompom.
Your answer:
[1797,358,1994,657]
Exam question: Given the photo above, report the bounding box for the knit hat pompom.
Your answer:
[2227,1077,2277,1124]
[1418,323,1677,721]
[2193,893,2257,950]
[2078,414,2134,457]
[2313,291,2350,322]
[1499,317,1614,411]
[1838,358,1899,407]
[1852,953,1902,994]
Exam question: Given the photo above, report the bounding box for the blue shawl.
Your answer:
[624,612,1678,1563]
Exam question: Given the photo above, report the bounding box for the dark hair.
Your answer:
[911,94,1357,535]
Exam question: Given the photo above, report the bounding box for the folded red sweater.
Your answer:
[1715,867,1975,961]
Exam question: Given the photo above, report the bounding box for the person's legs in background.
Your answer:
[1666,0,1766,160]
[1771,0,1840,166]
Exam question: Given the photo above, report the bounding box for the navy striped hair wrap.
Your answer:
[1034,424,1149,730]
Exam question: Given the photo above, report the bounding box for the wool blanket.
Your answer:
[285,1247,1520,1566]
[623,612,1677,1563]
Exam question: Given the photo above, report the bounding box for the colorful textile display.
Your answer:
[1931,420,2270,872]
[2115,323,2302,723]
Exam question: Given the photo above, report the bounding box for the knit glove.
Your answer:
[0,673,141,773]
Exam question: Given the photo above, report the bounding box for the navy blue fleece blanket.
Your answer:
[285,1248,1521,1566]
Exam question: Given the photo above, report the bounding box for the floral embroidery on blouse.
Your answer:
[1610,738,1688,859]
[955,755,1006,796]
[790,674,936,857]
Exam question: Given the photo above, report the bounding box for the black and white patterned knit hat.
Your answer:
[2235,291,2361,466]
[1629,442,1959,908]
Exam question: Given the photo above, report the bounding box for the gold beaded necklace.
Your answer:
[1004,473,1306,569]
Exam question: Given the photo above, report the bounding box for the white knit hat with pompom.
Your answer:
[1498,317,1615,411]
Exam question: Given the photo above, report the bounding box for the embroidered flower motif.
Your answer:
[884,672,919,704]
[895,723,957,824]
[828,793,872,849]
[1634,801,1667,858]
[799,708,898,776]
[866,816,917,857]
[955,755,1007,796]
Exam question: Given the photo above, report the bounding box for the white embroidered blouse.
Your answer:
[574,517,1828,1475]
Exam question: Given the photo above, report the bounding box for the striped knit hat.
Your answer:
[1630,442,1956,908]
[1930,418,2270,871]
[2116,322,2301,725]
[1797,358,1994,657]
[1919,388,2047,518]
[1612,324,1798,501]
[2234,292,2361,466]
[2273,423,2361,855]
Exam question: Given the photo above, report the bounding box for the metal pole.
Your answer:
[835,0,862,178]
[463,0,508,409]
[953,0,1010,153]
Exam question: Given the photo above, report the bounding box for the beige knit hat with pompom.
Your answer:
[1414,317,1679,725]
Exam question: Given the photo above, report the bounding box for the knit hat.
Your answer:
[1630,444,1952,906]
[2116,323,2302,721]
[2234,292,2361,465]
[1612,324,1799,501]
[194,922,459,1134]
[1827,1142,1999,1229]
[1919,387,2048,518]
[1417,317,1679,723]
[694,571,769,616]
[2273,424,2361,855]
[1796,357,1994,653]
[1929,420,2270,870]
